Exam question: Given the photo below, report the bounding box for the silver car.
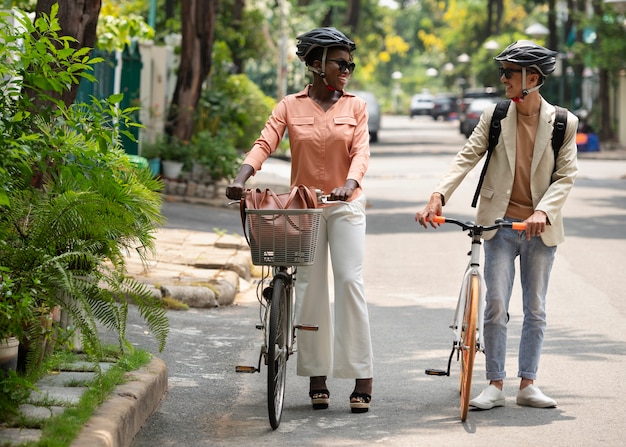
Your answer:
[352,90,381,143]
[461,97,501,138]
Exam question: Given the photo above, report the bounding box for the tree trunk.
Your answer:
[34,0,101,108]
[344,0,360,31]
[165,0,218,142]
[232,0,245,74]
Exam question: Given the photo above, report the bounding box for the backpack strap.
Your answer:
[471,100,511,208]
[551,106,568,172]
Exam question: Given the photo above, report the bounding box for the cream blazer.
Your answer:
[435,97,578,246]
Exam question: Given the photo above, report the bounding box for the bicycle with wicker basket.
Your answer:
[235,188,325,430]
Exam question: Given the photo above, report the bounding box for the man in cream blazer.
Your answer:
[416,40,578,410]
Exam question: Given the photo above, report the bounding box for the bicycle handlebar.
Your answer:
[431,216,527,232]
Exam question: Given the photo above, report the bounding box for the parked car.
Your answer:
[409,93,435,117]
[461,97,501,138]
[352,90,381,143]
[430,94,458,121]
[457,87,502,134]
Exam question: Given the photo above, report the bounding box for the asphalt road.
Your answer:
[126,115,626,447]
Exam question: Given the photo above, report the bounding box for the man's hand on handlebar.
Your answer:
[415,193,444,229]
[522,210,548,240]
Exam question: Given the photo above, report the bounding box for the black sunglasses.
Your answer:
[327,59,356,74]
[498,67,523,79]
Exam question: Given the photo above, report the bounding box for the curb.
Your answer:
[70,357,168,447]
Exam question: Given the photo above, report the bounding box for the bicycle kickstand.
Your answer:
[425,344,455,377]
[235,346,264,374]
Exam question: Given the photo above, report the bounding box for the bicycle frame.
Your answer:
[451,230,487,355]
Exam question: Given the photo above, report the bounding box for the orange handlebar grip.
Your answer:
[511,222,527,231]
[432,215,446,224]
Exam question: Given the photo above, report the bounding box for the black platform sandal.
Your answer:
[349,392,371,413]
[309,389,330,410]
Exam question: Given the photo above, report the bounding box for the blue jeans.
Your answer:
[483,223,556,381]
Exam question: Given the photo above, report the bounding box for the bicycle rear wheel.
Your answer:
[459,274,479,422]
[267,276,290,429]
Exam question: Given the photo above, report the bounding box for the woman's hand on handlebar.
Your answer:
[330,179,359,202]
[415,193,444,229]
[225,164,255,200]
[225,182,245,200]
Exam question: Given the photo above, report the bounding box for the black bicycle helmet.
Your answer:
[494,40,557,77]
[296,27,356,61]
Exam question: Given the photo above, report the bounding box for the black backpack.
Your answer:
[471,100,568,208]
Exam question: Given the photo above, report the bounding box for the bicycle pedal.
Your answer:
[255,324,263,330]
[295,324,319,331]
[425,368,448,376]
[235,366,258,373]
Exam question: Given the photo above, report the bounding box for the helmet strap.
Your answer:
[514,67,543,102]
[319,47,338,91]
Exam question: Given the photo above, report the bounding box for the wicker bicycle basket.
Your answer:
[245,208,323,266]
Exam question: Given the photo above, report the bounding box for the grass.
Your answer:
[2,348,152,447]
[161,295,189,310]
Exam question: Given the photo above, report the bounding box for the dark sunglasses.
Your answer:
[327,59,356,74]
[498,67,523,79]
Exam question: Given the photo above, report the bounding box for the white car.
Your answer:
[409,93,435,117]
[352,90,381,143]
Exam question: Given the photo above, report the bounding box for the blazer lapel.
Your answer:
[531,100,555,175]
[500,105,517,177]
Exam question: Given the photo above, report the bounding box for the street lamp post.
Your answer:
[392,71,403,114]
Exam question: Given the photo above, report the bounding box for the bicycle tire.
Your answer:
[459,274,479,422]
[267,276,290,429]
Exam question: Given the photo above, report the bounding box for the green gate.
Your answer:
[76,45,142,155]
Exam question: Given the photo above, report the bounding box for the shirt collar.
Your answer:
[295,84,356,98]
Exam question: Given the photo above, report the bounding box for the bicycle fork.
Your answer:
[235,272,319,374]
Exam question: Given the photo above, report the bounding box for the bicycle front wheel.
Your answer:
[267,275,290,429]
[459,274,479,422]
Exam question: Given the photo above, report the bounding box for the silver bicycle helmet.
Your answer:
[494,40,557,77]
[296,27,356,61]
[494,40,557,101]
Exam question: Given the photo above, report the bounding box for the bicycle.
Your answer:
[423,216,526,422]
[234,190,330,429]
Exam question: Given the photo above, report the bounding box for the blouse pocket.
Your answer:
[289,116,315,141]
[334,116,357,141]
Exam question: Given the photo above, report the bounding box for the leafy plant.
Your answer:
[0,268,34,340]
[140,134,193,168]
[190,129,243,181]
[0,6,169,374]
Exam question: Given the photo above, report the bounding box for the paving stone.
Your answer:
[0,428,42,444]
[37,371,96,387]
[29,385,87,406]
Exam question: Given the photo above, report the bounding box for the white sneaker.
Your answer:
[516,385,557,408]
[469,384,506,410]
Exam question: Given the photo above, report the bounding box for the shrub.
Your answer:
[0,6,169,374]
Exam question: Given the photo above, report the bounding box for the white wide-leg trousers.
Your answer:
[294,195,373,379]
